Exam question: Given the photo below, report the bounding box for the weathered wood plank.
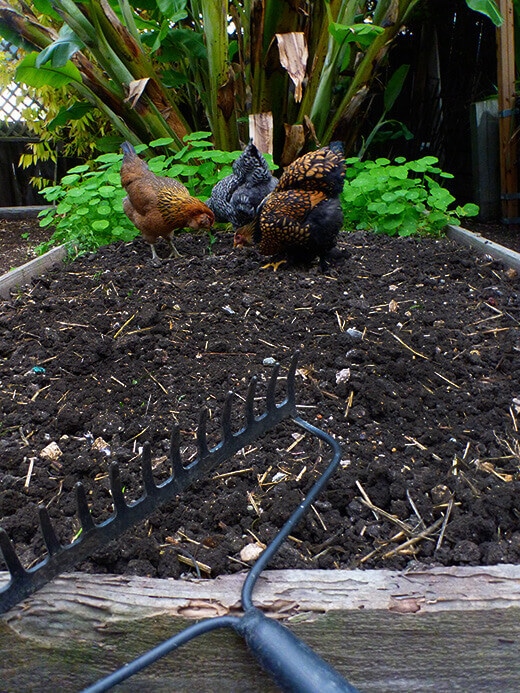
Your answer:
[497,0,518,222]
[0,205,50,219]
[1,588,519,691]
[2,567,520,690]
[0,245,67,299]
[3,610,520,692]
[2,565,520,638]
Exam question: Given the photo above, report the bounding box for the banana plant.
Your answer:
[0,0,504,161]
[0,0,190,148]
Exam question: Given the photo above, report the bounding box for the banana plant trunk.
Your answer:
[199,0,239,151]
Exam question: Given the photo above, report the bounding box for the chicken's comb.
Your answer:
[0,354,299,614]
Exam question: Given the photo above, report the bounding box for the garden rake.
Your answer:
[0,352,359,692]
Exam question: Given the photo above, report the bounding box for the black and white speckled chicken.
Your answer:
[206,141,277,228]
[233,143,345,267]
[120,141,214,261]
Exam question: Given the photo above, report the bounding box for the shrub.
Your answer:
[341,156,479,236]
[37,141,478,257]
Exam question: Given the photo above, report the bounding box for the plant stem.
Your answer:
[200,0,239,150]
[322,0,421,146]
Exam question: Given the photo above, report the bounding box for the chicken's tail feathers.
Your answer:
[328,140,344,155]
[121,141,137,157]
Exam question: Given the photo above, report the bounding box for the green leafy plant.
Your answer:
[341,156,479,237]
[36,153,133,255]
[0,0,502,163]
[1,0,416,155]
[35,132,245,255]
[0,44,113,189]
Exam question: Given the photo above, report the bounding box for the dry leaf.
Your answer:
[276,32,308,102]
[303,115,319,146]
[381,0,399,27]
[91,437,111,456]
[125,78,150,108]
[478,461,513,482]
[217,67,235,121]
[249,112,273,155]
[431,483,451,506]
[280,123,305,166]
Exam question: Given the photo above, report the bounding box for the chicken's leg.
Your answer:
[150,243,161,262]
[168,237,182,258]
[261,260,287,271]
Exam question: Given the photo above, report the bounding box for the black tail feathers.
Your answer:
[328,140,344,155]
[121,141,137,157]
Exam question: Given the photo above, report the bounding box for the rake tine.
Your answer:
[109,463,128,517]
[245,376,257,427]
[38,506,61,556]
[0,528,27,580]
[265,362,280,414]
[141,442,157,497]
[75,482,96,533]
[221,391,234,443]
[197,407,209,459]
[0,353,306,615]
[286,351,299,409]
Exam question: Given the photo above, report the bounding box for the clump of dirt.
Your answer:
[0,228,519,582]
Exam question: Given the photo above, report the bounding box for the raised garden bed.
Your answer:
[2,566,520,691]
[1,222,519,690]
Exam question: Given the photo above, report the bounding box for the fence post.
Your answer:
[497,0,519,223]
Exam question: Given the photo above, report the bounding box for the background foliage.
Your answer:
[0,0,503,163]
[0,0,498,247]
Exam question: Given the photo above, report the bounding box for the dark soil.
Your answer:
[0,215,52,276]
[1,219,520,584]
[463,218,520,254]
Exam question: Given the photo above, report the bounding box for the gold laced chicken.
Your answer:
[120,142,215,261]
[233,143,346,268]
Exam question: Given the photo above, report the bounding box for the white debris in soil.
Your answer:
[240,542,265,562]
[335,368,351,384]
[40,442,62,461]
[91,437,111,456]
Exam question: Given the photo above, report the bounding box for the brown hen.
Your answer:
[120,142,214,261]
[233,143,345,268]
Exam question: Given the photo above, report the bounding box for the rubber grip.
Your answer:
[237,607,360,693]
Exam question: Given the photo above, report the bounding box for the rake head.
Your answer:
[0,354,299,614]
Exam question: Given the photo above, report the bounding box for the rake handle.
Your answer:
[237,607,360,693]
